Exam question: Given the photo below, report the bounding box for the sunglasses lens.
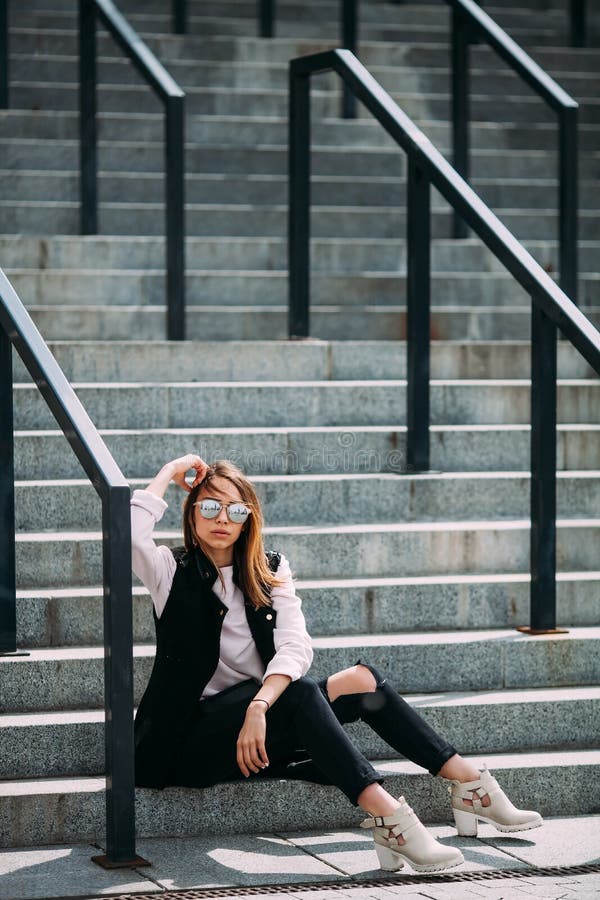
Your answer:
[228,503,250,523]
[198,499,221,519]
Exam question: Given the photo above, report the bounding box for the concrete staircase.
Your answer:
[1,0,599,849]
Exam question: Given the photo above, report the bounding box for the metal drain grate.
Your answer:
[83,862,600,900]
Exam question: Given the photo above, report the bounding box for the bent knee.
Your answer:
[326,664,377,702]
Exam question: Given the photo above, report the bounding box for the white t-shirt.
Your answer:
[130,489,314,697]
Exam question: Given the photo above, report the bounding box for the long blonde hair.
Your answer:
[182,460,283,609]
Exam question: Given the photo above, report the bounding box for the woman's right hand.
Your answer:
[144,454,209,499]
[167,454,209,492]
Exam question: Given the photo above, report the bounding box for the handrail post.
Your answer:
[165,95,186,341]
[570,0,586,47]
[288,66,311,339]
[0,326,16,653]
[406,158,431,472]
[518,299,565,635]
[559,105,578,304]
[341,0,357,119]
[173,0,186,34]
[259,0,274,38]
[91,486,139,866]
[79,0,98,235]
[451,5,470,239]
[0,0,8,109]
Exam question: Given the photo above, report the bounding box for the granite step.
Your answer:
[7,269,600,307]
[6,139,597,181]
[4,203,599,243]
[4,171,599,211]
[8,82,600,122]
[13,472,600,531]
[8,1,576,30]
[15,572,600,649]
[10,338,599,383]
[11,379,600,430]
[9,54,599,99]
[13,424,600,478]
[21,304,600,341]
[9,30,600,72]
[2,629,599,711]
[1,110,599,153]
[2,236,599,278]
[12,520,600,588]
[6,15,562,45]
[2,686,598,779]
[1,749,597,847]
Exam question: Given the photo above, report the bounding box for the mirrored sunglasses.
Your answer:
[195,498,251,524]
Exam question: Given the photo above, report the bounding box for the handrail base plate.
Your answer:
[92,853,152,869]
[516,626,570,636]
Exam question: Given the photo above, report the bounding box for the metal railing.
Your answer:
[0,0,7,107]
[570,0,587,47]
[0,269,145,867]
[79,0,186,340]
[449,0,579,305]
[288,48,600,634]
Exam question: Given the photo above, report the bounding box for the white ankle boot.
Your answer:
[360,796,464,873]
[448,766,543,836]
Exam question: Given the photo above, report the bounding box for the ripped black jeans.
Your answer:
[175,660,457,805]
[317,661,457,779]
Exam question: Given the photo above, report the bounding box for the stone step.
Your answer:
[10,339,599,382]
[3,629,600,712]
[1,749,597,847]
[5,169,600,212]
[2,685,598,779]
[9,1,580,31]
[13,472,600,532]
[22,304,600,341]
[2,110,599,153]
[12,521,600,588]
[8,269,600,307]
[4,139,598,182]
[4,203,599,242]
[12,379,600,431]
[7,14,565,45]
[9,30,600,73]
[15,572,600,649]
[9,53,600,100]
[13,424,600,479]
[5,235,599,276]
[8,81,600,122]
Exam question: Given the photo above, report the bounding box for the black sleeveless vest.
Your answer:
[134,546,281,789]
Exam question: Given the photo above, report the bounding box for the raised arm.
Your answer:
[131,454,208,617]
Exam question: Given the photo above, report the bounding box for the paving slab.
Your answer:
[1,818,599,899]
[0,842,158,899]
[481,814,600,868]
[113,833,345,889]
[283,826,523,877]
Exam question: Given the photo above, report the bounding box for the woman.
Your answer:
[131,454,542,874]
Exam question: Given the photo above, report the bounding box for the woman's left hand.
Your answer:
[236,704,270,777]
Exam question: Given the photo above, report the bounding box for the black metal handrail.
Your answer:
[288,48,600,634]
[448,0,579,304]
[570,0,587,47]
[0,269,145,868]
[0,0,7,108]
[79,0,186,340]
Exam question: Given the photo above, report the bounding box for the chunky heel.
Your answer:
[447,766,543,836]
[361,796,463,873]
[453,808,478,837]
[374,843,404,871]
